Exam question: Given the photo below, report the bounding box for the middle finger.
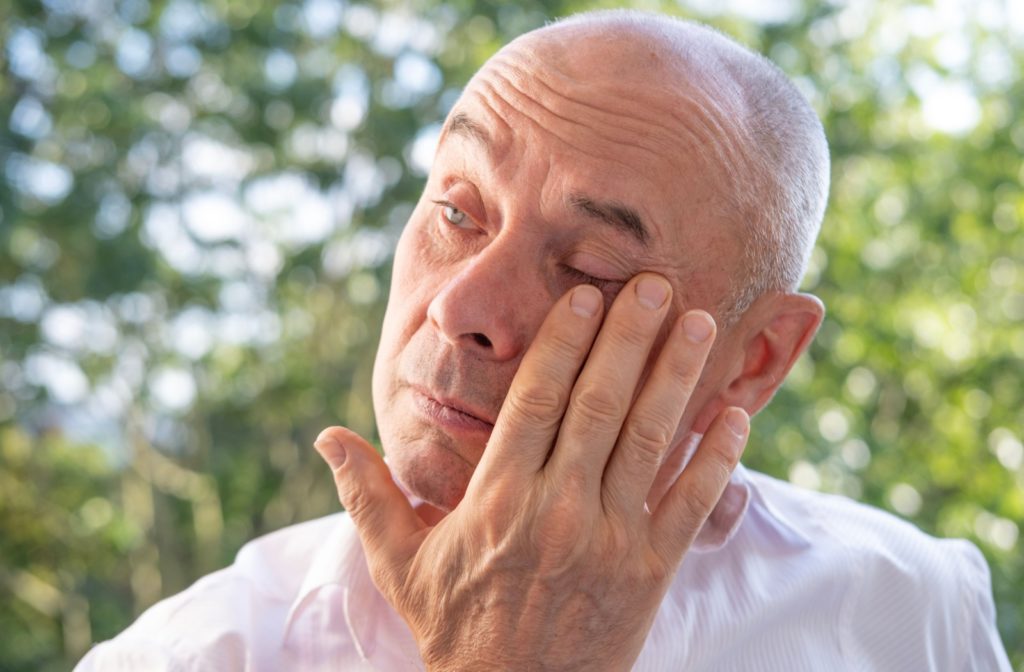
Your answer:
[544,273,672,494]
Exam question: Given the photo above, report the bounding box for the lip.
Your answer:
[410,385,496,434]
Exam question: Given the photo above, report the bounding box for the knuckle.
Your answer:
[646,562,671,586]
[531,495,587,561]
[720,442,742,470]
[367,556,398,594]
[530,526,579,566]
[337,479,374,522]
[625,417,673,464]
[336,465,384,524]
[542,328,585,361]
[608,321,654,351]
[558,461,592,494]
[678,463,733,526]
[507,384,565,421]
[602,523,633,559]
[337,474,373,518]
[571,387,626,424]
[678,487,717,527]
[666,351,703,388]
[706,435,742,471]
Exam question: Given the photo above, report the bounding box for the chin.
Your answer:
[387,440,475,513]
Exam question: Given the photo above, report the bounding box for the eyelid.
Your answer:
[433,177,487,222]
[436,177,487,220]
[561,265,627,291]
[564,253,628,283]
[431,199,477,230]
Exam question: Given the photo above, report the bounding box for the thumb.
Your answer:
[314,426,424,583]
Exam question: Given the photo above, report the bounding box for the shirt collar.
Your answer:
[282,511,373,653]
[283,508,423,665]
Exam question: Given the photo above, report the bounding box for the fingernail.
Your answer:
[315,435,347,470]
[636,276,669,310]
[570,285,601,318]
[682,311,714,343]
[725,407,749,438]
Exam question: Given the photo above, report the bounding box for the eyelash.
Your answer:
[431,200,474,229]
[560,265,624,292]
[431,199,625,292]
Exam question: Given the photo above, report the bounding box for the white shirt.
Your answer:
[75,465,1011,671]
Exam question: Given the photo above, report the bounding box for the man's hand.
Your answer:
[315,274,748,671]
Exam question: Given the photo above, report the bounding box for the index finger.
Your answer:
[471,285,604,486]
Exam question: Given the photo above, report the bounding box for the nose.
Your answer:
[426,237,545,362]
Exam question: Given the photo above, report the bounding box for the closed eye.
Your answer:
[561,265,626,293]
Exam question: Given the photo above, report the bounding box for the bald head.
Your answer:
[507,10,830,321]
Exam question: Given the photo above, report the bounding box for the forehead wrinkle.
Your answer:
[490,50,749,205]
[465,82,706,264]
[471,85,651,199]
[494,52,657,132]
[442,112,493,154]
[436,105,517,190]
[460,63,736,299]
[667,96,747,194]
[473,74,730,251]
[489,53,739,174]
[477,67,670,170]
[475,103,519,169]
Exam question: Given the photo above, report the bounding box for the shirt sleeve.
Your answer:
[958,542,1012,672]
[74,639,180,672]
[71,571,264,672]
[73,628,252,672]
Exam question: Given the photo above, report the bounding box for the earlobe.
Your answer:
[723,292,824,416]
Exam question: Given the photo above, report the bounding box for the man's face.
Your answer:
[372,33,745,511]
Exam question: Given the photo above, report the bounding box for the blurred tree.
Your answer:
[0,0,1020,669]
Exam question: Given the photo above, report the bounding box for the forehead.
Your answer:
[452,43,744,216]
[479,40,742,156]
[435,42,743,276]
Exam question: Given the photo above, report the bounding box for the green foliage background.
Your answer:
[1,0,1021,669]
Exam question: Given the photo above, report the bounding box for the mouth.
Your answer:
[409,385,496,435]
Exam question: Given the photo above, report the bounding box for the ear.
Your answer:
[719,292,824,416]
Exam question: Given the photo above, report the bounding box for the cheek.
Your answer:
[379,218,459,350]
[392,210,472,288]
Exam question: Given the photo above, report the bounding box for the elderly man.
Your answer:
[77,9,1010,671]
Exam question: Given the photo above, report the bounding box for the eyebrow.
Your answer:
[445,112,493,149]
[568,194,650,247]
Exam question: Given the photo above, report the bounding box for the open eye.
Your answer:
[434,201,474,229]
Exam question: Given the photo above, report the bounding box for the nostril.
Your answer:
[471,333,492,348]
